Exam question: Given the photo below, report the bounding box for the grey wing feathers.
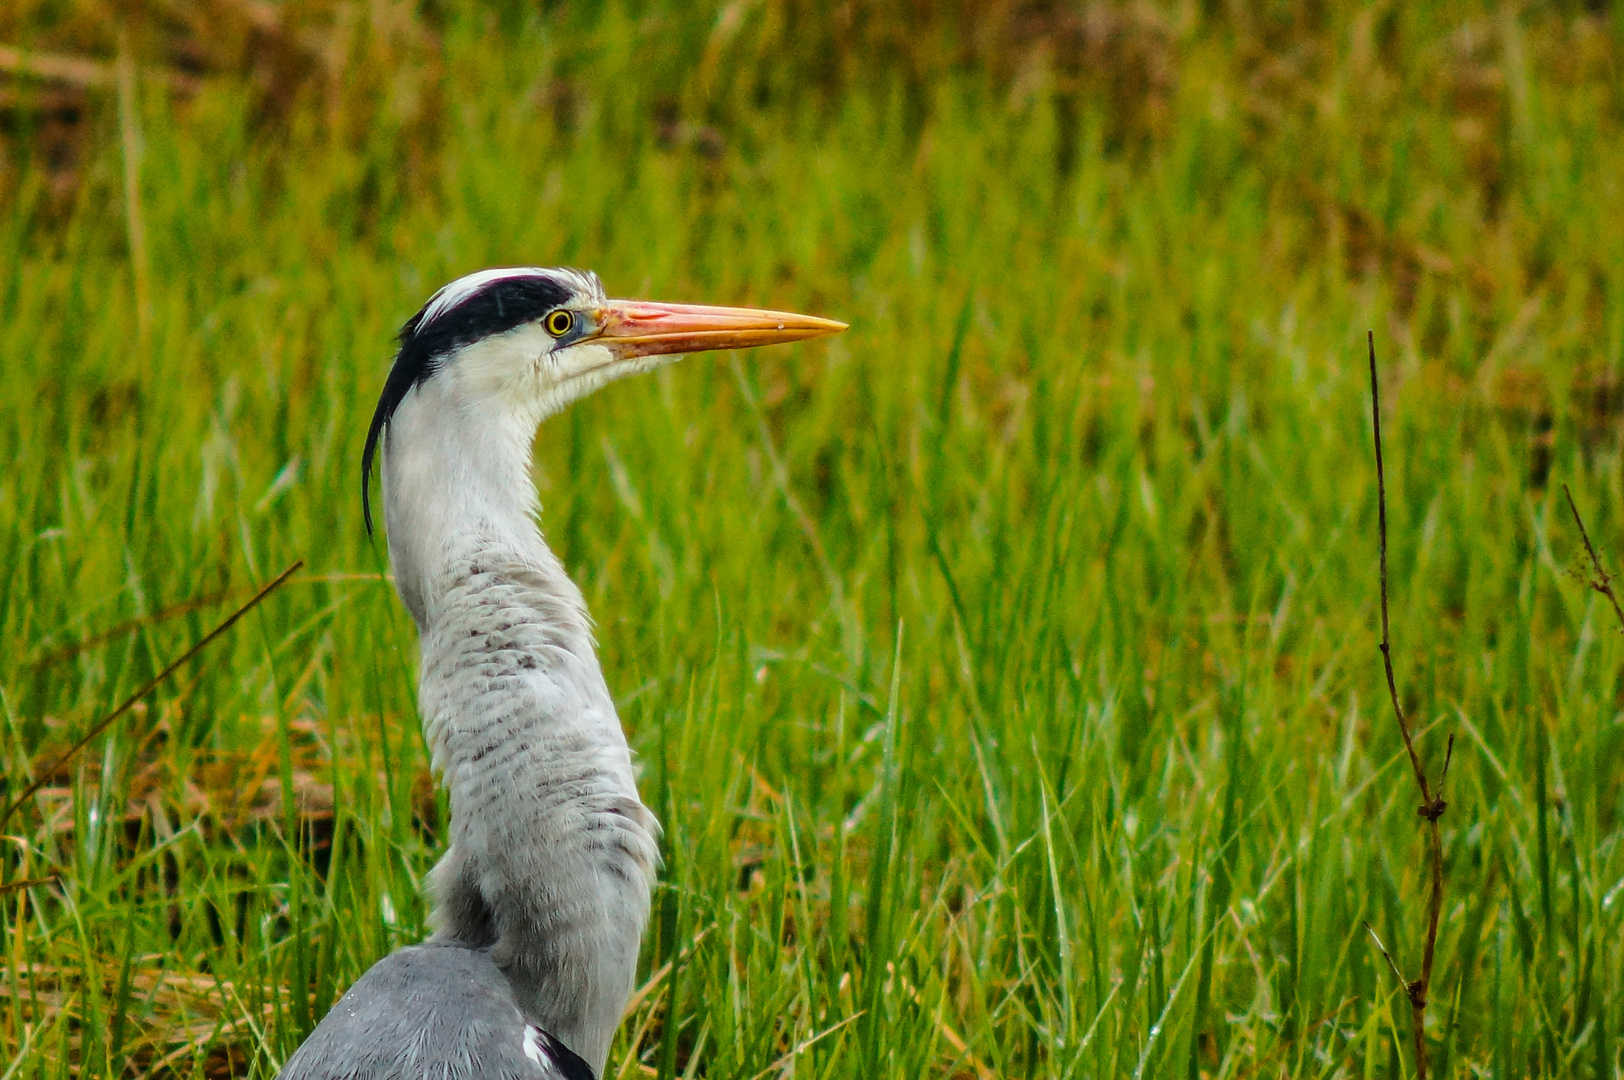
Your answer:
[275,943,594,1080]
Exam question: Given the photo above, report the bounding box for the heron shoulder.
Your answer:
[274,942,594,1080]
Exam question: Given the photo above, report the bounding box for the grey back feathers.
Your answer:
[274,944,594,1080]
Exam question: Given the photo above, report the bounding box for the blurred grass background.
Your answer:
[1,1,1622,1076]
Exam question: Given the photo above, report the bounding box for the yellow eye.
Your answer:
[544,309,575,337]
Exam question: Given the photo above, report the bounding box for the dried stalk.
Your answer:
[1365,332,1451,1080]
[0,560,304,830]
[1562,484,1624,633]
[0,45,199,91]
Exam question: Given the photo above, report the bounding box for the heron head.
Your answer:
[361,266,846,532]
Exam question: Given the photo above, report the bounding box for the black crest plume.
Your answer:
[361,272,575,535]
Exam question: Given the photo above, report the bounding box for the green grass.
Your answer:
[2,2,1622,1077]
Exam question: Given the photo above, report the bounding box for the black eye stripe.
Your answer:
[362,270,583,535]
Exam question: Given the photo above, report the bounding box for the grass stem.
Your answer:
[1365,331,1451,1080]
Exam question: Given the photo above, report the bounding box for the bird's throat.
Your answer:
[380,381,659,1073]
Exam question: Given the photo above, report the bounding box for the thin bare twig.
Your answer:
[0,560,303,829]
[24,572,388,672]
[1368,334,1436,816]
[25,588,234,671]
[1365,332,1449,1080]
[1562,484,1624,633]
[1362,922,1408,989]
[0,44,200,91]
[0,875,57,897]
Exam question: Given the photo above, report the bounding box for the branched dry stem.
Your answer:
[1365,331,1449,1080]
[1561,484,1624,633]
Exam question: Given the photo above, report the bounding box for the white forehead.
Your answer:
[417,266,606,329]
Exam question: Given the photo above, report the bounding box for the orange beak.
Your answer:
[593,299,847,358]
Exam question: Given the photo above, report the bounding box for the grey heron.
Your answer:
[276,267,845,1079]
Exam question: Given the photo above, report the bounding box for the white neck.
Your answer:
[380,375,659,1074]
[381,378,545,626]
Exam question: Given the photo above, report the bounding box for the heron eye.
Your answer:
[544,309,575,338]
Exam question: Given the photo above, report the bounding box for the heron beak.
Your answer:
[592,299,847,359]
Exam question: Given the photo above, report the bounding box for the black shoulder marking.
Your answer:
[533,1027,596,1080]
[360,272,575,534]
